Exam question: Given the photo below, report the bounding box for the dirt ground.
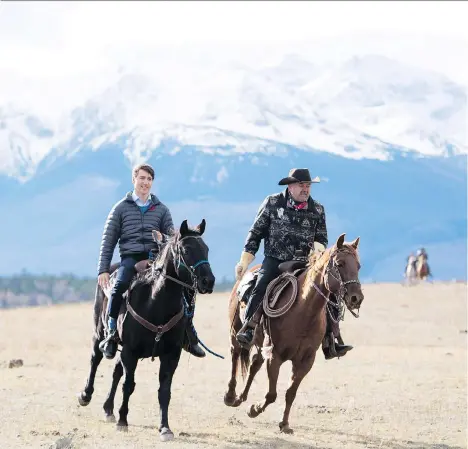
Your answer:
[0,282,466,449]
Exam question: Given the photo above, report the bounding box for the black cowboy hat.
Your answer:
[278,168,320,186]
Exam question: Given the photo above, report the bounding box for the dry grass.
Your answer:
[0,282,466,449]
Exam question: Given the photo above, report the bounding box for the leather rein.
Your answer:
[312,247,361,322]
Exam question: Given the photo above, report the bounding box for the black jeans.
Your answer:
[108,252,149,320]
[244,256,283,322]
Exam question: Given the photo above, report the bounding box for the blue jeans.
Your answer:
[108,253,148,320]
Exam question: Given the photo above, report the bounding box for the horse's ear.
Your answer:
[336,233,346,249]
[196,219,206,235]
[351,237,360,249]
[180,220,189,235]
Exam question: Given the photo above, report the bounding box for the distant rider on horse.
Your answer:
[235,168,353,360]
[97,163,206,359]
[417,248,428,260]
[407,252,417,270]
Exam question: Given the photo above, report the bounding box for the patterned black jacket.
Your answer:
[243,189,328,262]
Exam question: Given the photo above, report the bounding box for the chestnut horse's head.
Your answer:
[310,233,364,314]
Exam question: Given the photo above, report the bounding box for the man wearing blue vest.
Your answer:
[97,163,205,359]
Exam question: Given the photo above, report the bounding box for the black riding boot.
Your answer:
[183,318,206,358]
[322,332,353,360]
[322,296,354,360]
[236,325,256,349]
[236,302,258,348]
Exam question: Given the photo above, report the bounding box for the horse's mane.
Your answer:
[308,247,332,272]
[133,227,202,287]
[303,243,360,294]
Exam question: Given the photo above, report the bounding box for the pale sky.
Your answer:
[1,1,467,74]
[2,1,467,45]
[0,1,467,108]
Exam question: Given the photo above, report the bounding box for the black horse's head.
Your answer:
[172,219,215,294]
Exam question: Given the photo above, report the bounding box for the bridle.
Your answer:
[312,247,361,322]
[152,235,210,291]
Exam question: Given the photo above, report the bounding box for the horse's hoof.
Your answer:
[279,423,293,434]
[247,404,260,418]
[232,397,243,408]
[224,393,243,407]
[116,423,128,432]
[77,393,90,407]
[224,393,236,407]
[105,414,116,423]
[160,427,174,442]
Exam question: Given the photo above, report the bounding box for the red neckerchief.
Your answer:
[295,202,308,210]
[287,196,308,210]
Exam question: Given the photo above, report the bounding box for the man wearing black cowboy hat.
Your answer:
[235,168,353,359]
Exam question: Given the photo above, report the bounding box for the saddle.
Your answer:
[279,250,307,274]
[104,260,152,298]
[109,259,151,276]
[278,260,307,273]
[236,260,307,305]
[236,268,259,305]
[101,259,153,337]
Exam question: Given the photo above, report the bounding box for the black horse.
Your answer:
[77,219,215,441]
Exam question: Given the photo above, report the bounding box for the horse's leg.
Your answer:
[248,355,282,418]
[157,349,182,442]
[233,349,264,406]
[279,354,315,434]
[116,346,139,432]
[224,341,240,406]
[78,335,103,406]
[102,354,123,422]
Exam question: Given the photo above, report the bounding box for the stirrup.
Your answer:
[99,330,118,359]
[105,326,117,338]
[238,314,257,334]
[236,327,255,349]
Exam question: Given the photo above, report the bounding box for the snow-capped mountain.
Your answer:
[0,54,466,182]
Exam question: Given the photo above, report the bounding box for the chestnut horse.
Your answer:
[416,254,430,280]
[224,233,364,433]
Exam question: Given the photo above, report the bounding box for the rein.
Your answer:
[312,248,361,321]
[152,235,210,291]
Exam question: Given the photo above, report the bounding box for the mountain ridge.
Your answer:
[0,54,466,182]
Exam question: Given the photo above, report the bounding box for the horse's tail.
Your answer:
[238,346,251,380]
[93,283,106,339]
[228,284,251,379]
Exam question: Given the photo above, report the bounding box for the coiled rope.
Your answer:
[262,271,301,318]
